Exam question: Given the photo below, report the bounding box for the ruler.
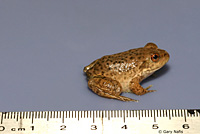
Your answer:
[0,109,199,134]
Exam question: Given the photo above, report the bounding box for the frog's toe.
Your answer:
[145,85,153,90]
[146,89,156,93]
[117,95,138,102]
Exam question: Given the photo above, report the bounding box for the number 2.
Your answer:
[60,125,66,130]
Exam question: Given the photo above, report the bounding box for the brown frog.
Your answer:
[83,43,170,102]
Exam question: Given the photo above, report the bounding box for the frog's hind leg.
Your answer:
[129,78,156,95]
[88,77,138,102]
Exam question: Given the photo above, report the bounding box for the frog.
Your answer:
[83,43,170,102]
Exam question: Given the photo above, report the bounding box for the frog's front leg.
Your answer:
[129,78,156,95]
[88,76,138,102]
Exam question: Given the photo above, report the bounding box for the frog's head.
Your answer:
[138,43,170,79]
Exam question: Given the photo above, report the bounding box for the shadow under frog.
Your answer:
[83,43,170,102]
[141,64,170,84]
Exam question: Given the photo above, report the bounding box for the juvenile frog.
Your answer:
[83,43,170,102]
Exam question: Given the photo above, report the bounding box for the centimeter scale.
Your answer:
[0,109,199,134]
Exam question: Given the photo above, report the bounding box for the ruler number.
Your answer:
[183,124,189,129]
[152,124,159,129]
[60,125,66,130]
[121,125,128,129]
[91,125,97,130]
[0,126,5,131]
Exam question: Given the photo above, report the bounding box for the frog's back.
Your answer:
[84,48,142,79]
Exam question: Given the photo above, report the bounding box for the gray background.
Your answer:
[0,0,200,112]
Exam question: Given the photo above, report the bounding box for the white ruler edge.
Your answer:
[0,109,200,134]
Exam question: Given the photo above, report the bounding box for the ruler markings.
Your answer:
[129,110,131,117]
[7,112,9,119]
[101,111,104,125]
[20,112,22,119]
[13,112,15,120]
[9,112,11,119]
[197,110,200,117]
[36,111,38,119]
[197,110,200,116]
[77,111,79,121]
[145,110,147,117]
[169,110,171,119]
[53,111,55,118]
[141,110,143,118]
[180,109,183,117]
[123,110,125,123]
[171,109,173,117]
[44,111,46,119]
[184,109,187,122]
[48,111,51,119]
[66,111,68,118]
[138,110,141,120]
[28,112,30,119]
[53,111,56,118]
[31,112,33,124]
[81,111,83,118]
[92,110,95,123]
[0,109,199,133]
[89,110,91,118]
[178,109,180,117]
[74,111,76,119]
[34,112,36,119]
[95,111,97,118]
[47,111,49,121]
[38,111,40,119]
[174,109,176,117]
[0,113,3,124]
[160,109,162,117]
[108,110,110,120]
[96,111,98,118]
[164,109,166,117]
[16,112,19,122]
[62,111,65,123]
[135,110,137,118]
[105,110,107,118]
[153,110,156,122]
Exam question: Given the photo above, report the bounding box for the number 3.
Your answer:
[91,125,97,130]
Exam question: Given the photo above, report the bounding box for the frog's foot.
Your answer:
[144,85,156,93]
[129,79,156,95]
[88,77,138,102]
[103,93,138,102]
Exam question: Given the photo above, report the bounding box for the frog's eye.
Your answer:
[151,54,160,62]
